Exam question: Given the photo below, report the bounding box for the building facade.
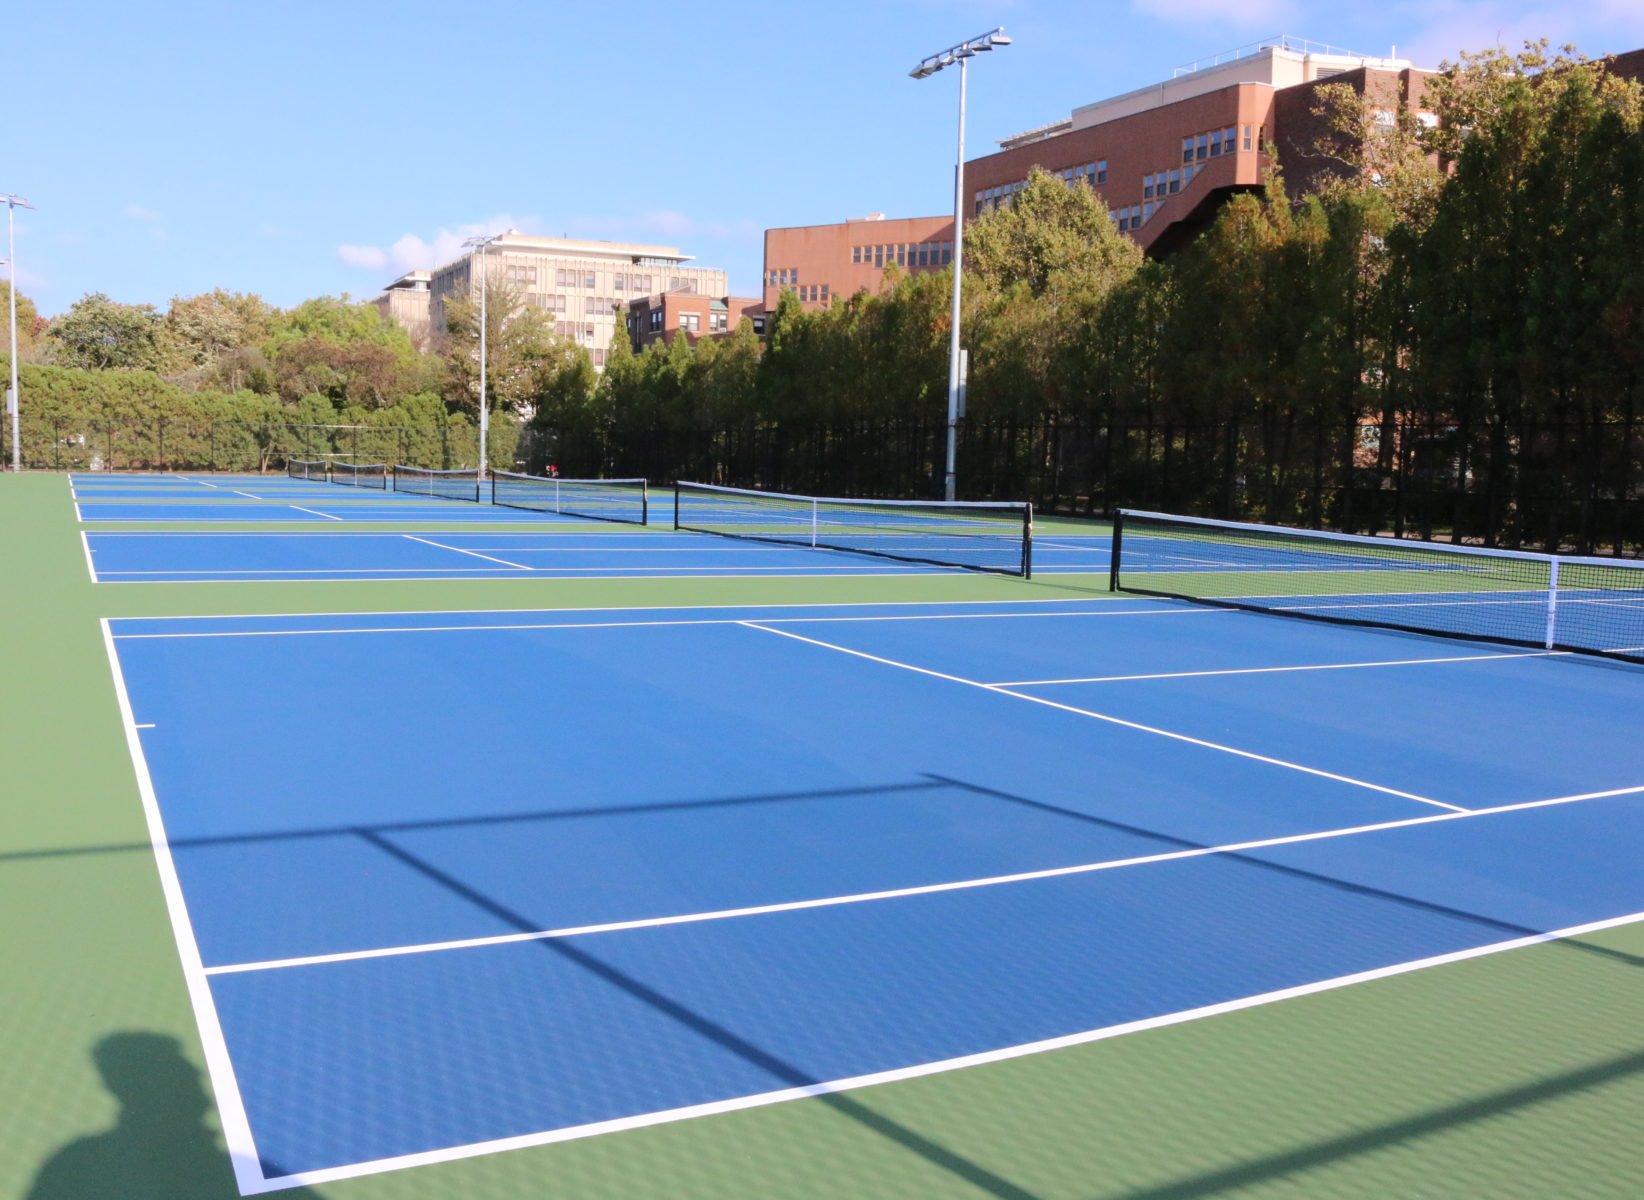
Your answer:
[965,37,1436,256]
[762,214,955,313]
[627,290,764,351]
[413,231,727,368]
[370,270,433,350]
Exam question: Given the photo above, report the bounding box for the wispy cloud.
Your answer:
[122,203,162,222]
[1388,0,1644,67]
[335,214,538,277]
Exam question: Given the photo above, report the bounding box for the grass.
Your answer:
[5,469,1644,1199]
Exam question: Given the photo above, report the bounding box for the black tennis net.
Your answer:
[392,466,481,503]
[1110,509,1644,662]
[674,481,1032,576]
[288,459,327,480]
[330,461,388,489]
[491,472,648,525]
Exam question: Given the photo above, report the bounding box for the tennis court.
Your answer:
[104,595,1644,1191]
[10,469,1644,1200]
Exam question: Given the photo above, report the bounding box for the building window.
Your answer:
[585,297,609,314]
[1242,123,1253,151]
[505,264,537,284]
[1183,136,1194,165]
[680,313,700,332]
[593,348,606,367]
[710,312,728,332]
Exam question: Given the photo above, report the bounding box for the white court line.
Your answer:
[134,723,156,728]
[180,474,221,489]
[231,491,263,500]
[111,608,1224,640]
[741,622,1465,812]
[289,506,343,521]
[251,904,1644,1192]
[403,535,531,570]
[80,531,99,584]
[99,621,267,1193]
[205,782,1644,977]
[992,649,1563,686]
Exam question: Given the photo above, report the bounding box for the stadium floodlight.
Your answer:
[2,193,33,472]
[462,232,503,480]
[907,29,1011,501]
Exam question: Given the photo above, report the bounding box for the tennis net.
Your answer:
[1110,509,1644,663]
[674,481,1032,576]
[288,459,327,480]
[392,465,481,502]
[329,461,388,489]
[492,472,648,524]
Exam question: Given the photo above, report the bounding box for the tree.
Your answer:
[158,290,277,380]
[442,277,595,424]
[0,281,46,362]
[47,293,163,370]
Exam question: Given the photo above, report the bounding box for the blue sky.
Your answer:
[7,0,1644,316]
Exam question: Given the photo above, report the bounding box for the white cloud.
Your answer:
[1394,0,1644,67]
[256,222,283,238]
[336,244,388,270]
[122,203,162,222]
[334,214,537,277]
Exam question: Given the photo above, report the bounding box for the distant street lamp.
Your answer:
[910,29,1011,501]
[2,193,34,472]
[462,232,503,478]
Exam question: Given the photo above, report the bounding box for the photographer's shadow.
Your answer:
[26,1032,320,1199]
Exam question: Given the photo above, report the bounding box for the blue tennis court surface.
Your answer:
[105,596,1644,1190]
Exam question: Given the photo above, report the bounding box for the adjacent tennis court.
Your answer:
[104,595,1644,1191]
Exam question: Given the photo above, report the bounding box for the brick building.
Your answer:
[626,290,765,351]
[761,214,955,314]
[965,37,1438,256]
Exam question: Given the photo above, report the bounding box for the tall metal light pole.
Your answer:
[911,29,1010,501]
[2,193,34,472]
[462,233,502,478]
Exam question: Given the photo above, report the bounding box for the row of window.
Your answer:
[1114,204,1152,233]
[1142,162,1204,201]
[613,273,654,292]
[633,309,734,334]
[1183,124,1254,164]
[795,284,830,303]
[851,241,953,269]
[526,295,623,315]
[554,322,598,343]
[975,161,1108,215]
[1058,160,1108,186]
[770,267,800,286]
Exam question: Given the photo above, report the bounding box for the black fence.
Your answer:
[20,412,1644,557]
[570,417,1644,558]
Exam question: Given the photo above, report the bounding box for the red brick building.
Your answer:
[762,214,955,314]
[965,38,1438,256]
[626,289,764,351]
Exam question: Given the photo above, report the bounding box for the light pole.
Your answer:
[911,29,1010,501]
[2,193,33,472]
[462,233,502,478]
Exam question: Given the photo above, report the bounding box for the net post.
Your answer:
[489,471,496,506]
[811,500,818,547]
[1021,504,1033,578]
[641,482,649,527]
[673,482,682,530]
[1109,511,1125,593]
[1544,556,1560,649]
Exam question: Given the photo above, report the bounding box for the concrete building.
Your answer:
[966,36,1437,256]
[370,271,433,350]
[416,231,728,368]
[627,290,765,351]
[762,214,955,314]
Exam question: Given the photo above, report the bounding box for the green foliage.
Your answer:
[46,293,163,370]
[0,281,46,361]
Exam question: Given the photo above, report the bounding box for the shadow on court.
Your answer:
[21,1032,321,1199]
